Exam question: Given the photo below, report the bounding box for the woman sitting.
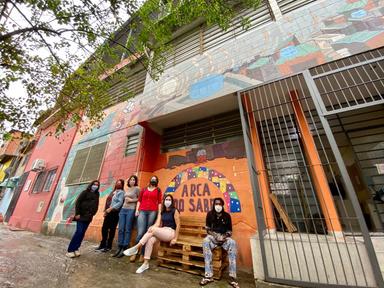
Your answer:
[123,194,180,273]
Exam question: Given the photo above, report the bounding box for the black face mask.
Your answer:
[150,180,157,186]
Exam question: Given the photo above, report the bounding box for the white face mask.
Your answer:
[214,205,223,213]
[164,200,172,208]
[91,185,98,192]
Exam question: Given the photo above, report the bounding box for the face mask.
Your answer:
[164,200,172,208]
[214,205,223,213]
[150,180,157,186]
[91,185,98,192]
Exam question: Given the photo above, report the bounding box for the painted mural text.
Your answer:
[174,183,215,212]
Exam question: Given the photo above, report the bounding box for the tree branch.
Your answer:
[0,0,10,21]
[0,26,74,41]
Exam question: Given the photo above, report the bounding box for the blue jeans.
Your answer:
[118,208,136,247]
[136,210,158,255]
[68,221,90,252]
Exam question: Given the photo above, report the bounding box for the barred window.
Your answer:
[32,171,47,193]
[43,169,57,191]
[161,110,243,152]
[66,142,107,185]
[125,133,140,156]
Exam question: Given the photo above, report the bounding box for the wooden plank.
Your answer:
[158,255,223,269]
[269,193,298,233]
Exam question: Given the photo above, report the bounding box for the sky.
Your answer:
[2,1,133,134]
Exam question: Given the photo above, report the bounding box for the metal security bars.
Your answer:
[310,48,384,115]
[327,105,384,232]
[238,70,384,287]
[161,110,243,152]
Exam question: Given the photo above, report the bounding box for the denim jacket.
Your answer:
[110,189,125,211]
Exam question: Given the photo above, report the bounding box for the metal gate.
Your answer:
[238,47,384,287]
[4,171,29,222]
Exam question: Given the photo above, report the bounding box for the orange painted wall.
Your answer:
[153,151,257,268]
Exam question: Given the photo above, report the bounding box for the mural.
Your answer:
[42,0,384,267]
[167,139,246,168]
[165,166,242,213]
[44,100,143,235]
[136,0,384,122]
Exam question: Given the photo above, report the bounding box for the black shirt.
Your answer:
[75,189,100,222]
[205,210,232,235]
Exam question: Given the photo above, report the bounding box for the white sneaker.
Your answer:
[66,252,76,258]
[74,250,81,257]
[123,246,138,256]
[136,263,149,274]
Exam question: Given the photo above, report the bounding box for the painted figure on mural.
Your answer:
[200,197,239,288]
[112,175,140,258]
[95,179,125,253]
[124,194,180,273]
[66,180,100,258]
[128,176,162,263]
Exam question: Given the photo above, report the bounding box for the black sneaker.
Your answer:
[95,246,105,252]
[101,247,111,252]
[112,247,122,257]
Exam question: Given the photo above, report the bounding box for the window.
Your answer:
[161,110,243,152]
[276,0,317,15]
[66,142,107,185]
[43,169,57,191]
[32,171,47,193]
[125,134,140,156]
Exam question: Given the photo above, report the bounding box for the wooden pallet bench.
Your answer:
[157,216,228,279]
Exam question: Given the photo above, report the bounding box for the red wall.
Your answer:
[8,123,77,232]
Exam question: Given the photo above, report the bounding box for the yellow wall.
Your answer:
[0,159,12,182]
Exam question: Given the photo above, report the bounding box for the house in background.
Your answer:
[7,113,78,232]
[0,134,35,222]
[0,130,31,221]
[12,0,384,287]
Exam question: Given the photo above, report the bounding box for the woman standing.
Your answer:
[112,175,140,258]
[66,180,100,258]
[124,194,180,273]
[129,176,162,262]
[96,179,125,252]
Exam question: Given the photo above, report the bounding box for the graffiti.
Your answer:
[167,139,246,169]
[134,0,384,123]
[165,166,241,213]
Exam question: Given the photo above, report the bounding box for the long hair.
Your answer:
[86,180,100,193]
[149,175,159,187]
[211,197,225,212]
[114,179,125,191]
[127,175,138,187]
[161,193,176,213]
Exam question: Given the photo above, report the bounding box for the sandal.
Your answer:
[228,277,240,288]
[199,277,214,286]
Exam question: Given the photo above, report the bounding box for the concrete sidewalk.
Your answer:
[1,224,291,288]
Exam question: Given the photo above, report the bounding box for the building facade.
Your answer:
[39,0,384,287]
[7,117,78,232]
